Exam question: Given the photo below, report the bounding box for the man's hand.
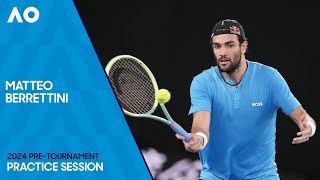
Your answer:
[176,133,204,153]
[292,115,315,144]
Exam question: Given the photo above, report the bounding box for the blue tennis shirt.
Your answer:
[189,60,301,180]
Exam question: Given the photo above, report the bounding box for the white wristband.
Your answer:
[195,132,208,150]
[306,121,316,137]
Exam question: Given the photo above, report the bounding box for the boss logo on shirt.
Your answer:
[252,102,263,107]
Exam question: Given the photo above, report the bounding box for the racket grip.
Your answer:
[170,122,192,142]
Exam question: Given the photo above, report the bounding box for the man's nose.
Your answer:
[219,46,227,56]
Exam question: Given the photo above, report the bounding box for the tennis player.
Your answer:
[176,19,317,180]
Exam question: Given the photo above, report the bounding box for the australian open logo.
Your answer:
[7,7,39,23]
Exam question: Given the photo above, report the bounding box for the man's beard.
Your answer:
[217,53,241,74]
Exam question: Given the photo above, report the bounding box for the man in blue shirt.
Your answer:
[176,19,317,180]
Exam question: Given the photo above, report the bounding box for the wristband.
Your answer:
[195,132,208,150]
[306,120,316,137]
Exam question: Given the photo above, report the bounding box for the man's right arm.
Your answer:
[176,111,211,153]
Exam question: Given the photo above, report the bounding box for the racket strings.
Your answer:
[108,59,155,114]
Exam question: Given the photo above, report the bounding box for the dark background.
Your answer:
[73,1,319,179]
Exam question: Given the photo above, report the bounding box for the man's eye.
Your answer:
[213,45,220,49]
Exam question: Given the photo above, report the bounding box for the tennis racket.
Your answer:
[105,54,191,142]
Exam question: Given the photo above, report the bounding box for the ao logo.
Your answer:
[7,7,39,23]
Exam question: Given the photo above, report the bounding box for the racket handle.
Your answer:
[170,122,192,142]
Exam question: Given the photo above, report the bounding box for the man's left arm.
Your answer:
[289,106,316,144]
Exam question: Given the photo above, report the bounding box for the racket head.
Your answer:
[105,55,159,117]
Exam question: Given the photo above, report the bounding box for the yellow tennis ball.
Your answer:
[156,89,171,104]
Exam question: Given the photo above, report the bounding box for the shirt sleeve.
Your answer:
[271,69,301,115]
[188,75,212,116]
